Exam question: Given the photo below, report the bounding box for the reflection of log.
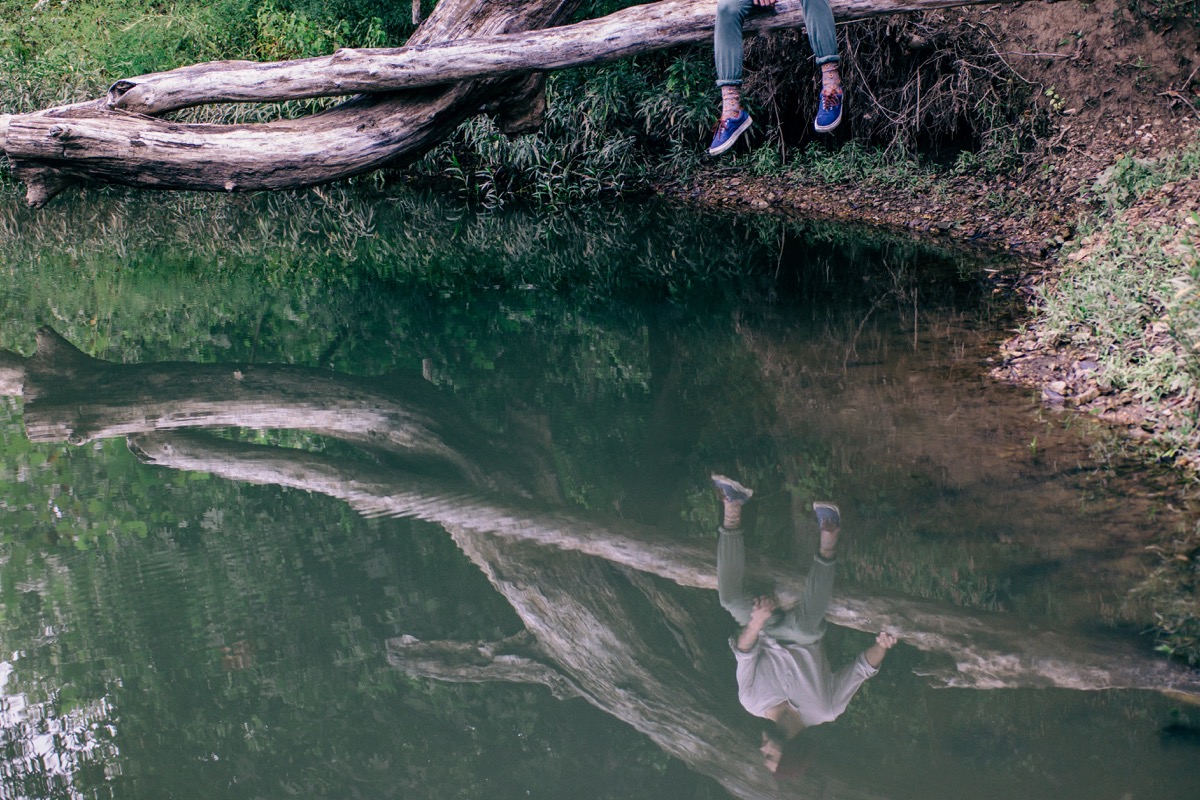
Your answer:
[437,525,880,800]
[128,430,1200,699]
[7,328,522,494]
[386,631,581,700]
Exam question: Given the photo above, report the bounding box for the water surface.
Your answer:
[0,187,1196,799]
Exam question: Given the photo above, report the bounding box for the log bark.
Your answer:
[0,0,1040,205]
[1,0,582,206]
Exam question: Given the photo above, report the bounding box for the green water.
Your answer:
[0,187,1196,800]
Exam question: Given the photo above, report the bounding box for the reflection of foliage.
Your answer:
[0,398,164,549]
[1130,522,1200,665]
[0,186,976,526]
[840,522,1011,611]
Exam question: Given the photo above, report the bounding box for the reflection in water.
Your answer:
[714,477,896,777]
[4,327,1196,797]
[0,190,1198,798]
[0,658,119,798]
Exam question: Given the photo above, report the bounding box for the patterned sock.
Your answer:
[720,85,742,119]
[723,502,743,530]
[820,63,842,96]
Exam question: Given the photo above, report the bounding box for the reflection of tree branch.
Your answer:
[5,328,524,494]
[131,430,1200,699]
[440,525,887,800]
[386,631,581,701]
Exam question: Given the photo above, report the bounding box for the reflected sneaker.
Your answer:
[707,110,753,156]
[814,89,843,133]
[711,474,754,504]
[812,501,841,530]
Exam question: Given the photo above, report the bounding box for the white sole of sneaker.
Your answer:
[707,115,753,156]
[814,114,842,134]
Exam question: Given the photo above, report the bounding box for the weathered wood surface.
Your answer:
[0,0,581,206]
[0,0,1039,205]
[99,0,1026,116]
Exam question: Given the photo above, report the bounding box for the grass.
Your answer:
[412,51,713,207]
[1035,138,1200,411]
[0,1,410,117]
[1020,134,1200,664]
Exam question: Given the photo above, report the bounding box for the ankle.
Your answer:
[720,85,743,119]
[723,503,744,530]
[820,63,842,94]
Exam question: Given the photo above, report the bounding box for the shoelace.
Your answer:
[712,116,738,137]
[820,88,842,111]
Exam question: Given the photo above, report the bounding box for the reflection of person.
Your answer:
[708,0,844,156]
[712,475,896,775]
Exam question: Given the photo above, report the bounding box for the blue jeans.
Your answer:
[714,0,840,87]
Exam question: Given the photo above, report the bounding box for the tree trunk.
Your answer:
[0,0,582,206]
[97,0,1024,117]
[0,0,1039,206]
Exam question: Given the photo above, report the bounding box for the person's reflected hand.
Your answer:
[749,596,778,629]
[865,630,898,668]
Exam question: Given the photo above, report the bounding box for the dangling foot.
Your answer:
[813,501,840,558]
[814,87,843,133]
[712,474,754,529]
[708,110,753,156]
[814,63,843,134]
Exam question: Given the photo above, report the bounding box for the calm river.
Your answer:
[0,187,1196,799]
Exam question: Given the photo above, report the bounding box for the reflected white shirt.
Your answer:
[730,633,878,725]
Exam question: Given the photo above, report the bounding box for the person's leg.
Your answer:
[709,0,756,155]
[799,0,839,68]
[799,0,844,132]
[714,475,755,624]
[718,528,754,625]
[714,0,756,106]
[770,502,840,642]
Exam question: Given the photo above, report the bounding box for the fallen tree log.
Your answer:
[101,0,1025,117]
[0,0,581,206]
[0,0,1038,206]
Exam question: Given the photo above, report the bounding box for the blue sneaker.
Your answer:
[812,501,841,530]
[707,110,753,156]
[814,88,843,133]
[711,474,754,504]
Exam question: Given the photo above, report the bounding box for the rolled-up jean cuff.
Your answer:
[815,55,841,66]
[715,79,743,87]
